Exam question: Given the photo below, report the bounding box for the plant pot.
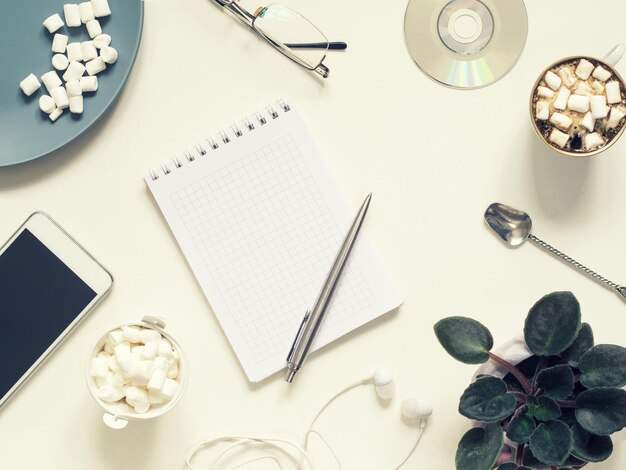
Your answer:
[473,335,533,381]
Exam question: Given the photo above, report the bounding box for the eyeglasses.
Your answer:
[212,0,347,78]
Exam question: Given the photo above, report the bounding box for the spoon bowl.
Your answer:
[484,203,532,247]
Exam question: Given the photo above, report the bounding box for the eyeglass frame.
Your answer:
[212,0,345,78]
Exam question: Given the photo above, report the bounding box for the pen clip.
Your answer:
[286,310,310,363]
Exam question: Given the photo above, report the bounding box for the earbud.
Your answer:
[401,397,433,420]
[373,367,396,400]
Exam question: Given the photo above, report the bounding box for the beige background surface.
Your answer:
[1,0,625,468]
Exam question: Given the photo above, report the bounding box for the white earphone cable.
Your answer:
[392,424,426,470]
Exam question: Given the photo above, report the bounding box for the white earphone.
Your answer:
[186,367,432,470]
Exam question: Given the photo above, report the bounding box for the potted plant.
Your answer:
[434,291,626,469]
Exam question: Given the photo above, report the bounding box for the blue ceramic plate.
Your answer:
[0,0,143,166]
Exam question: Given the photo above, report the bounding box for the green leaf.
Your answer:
[528,396,562,422]
[524,292,581,356]
[459,376,517,422]
[576,388,626,435]
[507,411,536,443]
[497,464,531,470]
[579,344,626,389]
[571,423,613,462]
[536,364,574,400]
[561,323,594,367]
[455,423,504,470]
[434,317,493,364]
[529,420,574,466]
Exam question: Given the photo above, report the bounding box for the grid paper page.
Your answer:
[146,103,402,381]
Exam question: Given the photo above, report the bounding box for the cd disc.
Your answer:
[404,0,528,89]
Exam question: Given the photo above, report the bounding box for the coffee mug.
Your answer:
[85,316,188,429]
[530,44,626,157]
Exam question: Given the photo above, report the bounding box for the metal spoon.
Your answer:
[484,202,626,301]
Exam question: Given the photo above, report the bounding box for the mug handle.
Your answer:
[604,44,626,67]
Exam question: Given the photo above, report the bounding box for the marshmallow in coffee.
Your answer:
[533,57,626,152]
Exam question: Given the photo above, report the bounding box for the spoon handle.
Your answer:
[529,234,626,299]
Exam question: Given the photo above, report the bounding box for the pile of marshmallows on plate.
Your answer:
[18,0,118,122]
[536,58,625,151]
[90,325,181,414]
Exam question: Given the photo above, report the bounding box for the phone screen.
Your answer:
[0,228,97,400]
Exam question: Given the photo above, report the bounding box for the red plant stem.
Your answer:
[550,466,557,470]
[557,400,577,408]
[516,444,524,466]
[488,352,532,394]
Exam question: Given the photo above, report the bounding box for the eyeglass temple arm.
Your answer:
[284,42,347,50]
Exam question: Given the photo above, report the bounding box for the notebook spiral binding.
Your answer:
[148,99,292,181]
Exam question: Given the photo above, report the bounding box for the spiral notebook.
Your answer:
[144,100,401,382]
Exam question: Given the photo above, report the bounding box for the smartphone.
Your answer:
[0,212,113,409]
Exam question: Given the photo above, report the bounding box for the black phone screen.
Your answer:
[0,228,97,401]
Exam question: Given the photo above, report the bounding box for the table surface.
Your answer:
[1,0,625,468]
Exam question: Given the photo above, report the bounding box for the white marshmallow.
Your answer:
[553,87,571,111]
[607,107,626,129]
[134,360,155,381]
[139,329,161,344]
[585,132,605,151]
[109,355,120,372]
[147,369,167,392]
[69,95,83,114]
[111,371,127,387]
[100,46,118,64]
[575,81,593,97]
[63,61,86,82]
[79,2,95,22]
[116,353,136,378]
[550,112,573,131]
[39,95,56,113]
[97,351,110,359]
[20,73,41,96]
[66,80,82,96]
[167,360,179,379]
[81,41,98,61]
[125,386,149,406]
[41,71,62,92]
[171,349,180,361]
[49,108,63,122]
[63,4,81,27]
[592,81,605,95]
[114,341,131,358]
[52,54,69,71]
[66,43,82,62]
[122,325,141,343]
[50,86,69,109]
[545,71,562,91]
[158,338,173,358]
[558,67,577,88]
[606,81,622,104]
[152,356,169,372]
[592,66,612,82]
[161,379,179,400]
[51,33,69,53]
[567,94,589,113]
[80,75,98,92]
[90,357,109,378]
[108,329,124,346]
[97,385,125,403]
[536,101,550,120]
[93,33,112,49]
[43,14,64,33]
[537,86,554,99]
[141,340,159,359]
[134,401,150,414]
[590,95,609,119]
[86,19,102,38]
[582,112,596,132]
[91,0,111,18]
[148,390,166,405]
[549,129,570,148]
[575,59,594,80]
[131,345,145,357]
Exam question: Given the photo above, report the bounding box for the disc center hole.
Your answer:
[454,14,478,39]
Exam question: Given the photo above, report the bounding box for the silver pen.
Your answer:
[285,193,372,383]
